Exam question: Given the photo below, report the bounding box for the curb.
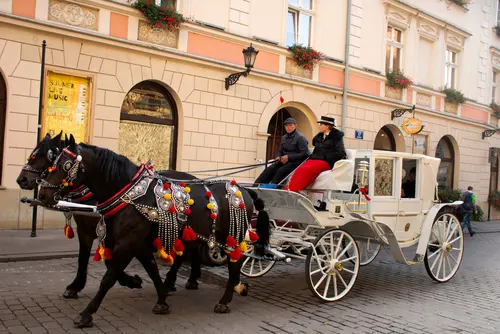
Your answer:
[0,252,80,263]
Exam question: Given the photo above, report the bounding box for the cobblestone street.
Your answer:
[0,231,499,334]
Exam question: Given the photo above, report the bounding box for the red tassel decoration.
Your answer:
[179,182,185,187]
[169,206,175,213]
[230,180,237,185]
[239,203,245,209]
[210,213,217,220]
[205,191,212,198]
[280,95,285,104]
[163,183,170,190]
[153,237,162,250]
[64,225,74,239]
[103,248,112,260]
[226,235,237,248]
[185,208,192,216]
[174,239,184,256]
[249,231,259,242]
[93,247,102,261]
[229,247,243,262]
[182,226,197,241]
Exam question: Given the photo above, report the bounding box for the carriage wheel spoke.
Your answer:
[435,254,444,278]
[319,241,330,260]
[339,256,357,263]
[314,273,328,290]
[430,251,441,270]
[448,252,458,265]
[445,254,453,274]
[428,248,441,260]
[446,224,459,243]
[342,268,356,275]
[311,265,330,275]
[323,275,331,299]
[334,233,344,258]
[332,274,338,297]
[259,260,263,273]
[441,254,446,279]
[445,217,452,238]
[449,236,462,245]
[337,241,353,260]
[336,271,348,289]
[428,243,440,247]
[249,260,255,275]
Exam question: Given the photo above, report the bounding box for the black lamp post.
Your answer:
[225,43,259,90]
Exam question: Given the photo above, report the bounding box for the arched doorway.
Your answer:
[266,107,313,161]
[436,136,455,189]
[0,73,6,185]
[374,124,405,152]
[119,81,178,170]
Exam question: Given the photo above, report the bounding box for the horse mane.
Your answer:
[79,143,139,185]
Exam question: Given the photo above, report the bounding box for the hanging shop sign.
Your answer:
[42,70,92,143]
[401,117,424,135]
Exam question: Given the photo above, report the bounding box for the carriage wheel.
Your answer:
[356,239,381,266]
[424,212,464,283]
[305,229,360,302]
[240,245,276,278]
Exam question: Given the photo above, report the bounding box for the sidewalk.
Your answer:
[0,227,97,262]
[0,221,499,263]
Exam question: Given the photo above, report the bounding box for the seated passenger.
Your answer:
[401,167,416,198]
[286,116,347,192]
[254,117,309,186]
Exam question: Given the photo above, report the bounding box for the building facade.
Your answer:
[1,0,500,228]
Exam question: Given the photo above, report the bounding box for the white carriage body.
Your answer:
[250,149,460,265]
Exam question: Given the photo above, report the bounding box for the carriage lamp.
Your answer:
[225,43,259,90]
[356,160,370,188]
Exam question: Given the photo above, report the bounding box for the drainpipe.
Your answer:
[341,0,352,132]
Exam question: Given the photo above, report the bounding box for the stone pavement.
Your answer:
[0,228,499,333]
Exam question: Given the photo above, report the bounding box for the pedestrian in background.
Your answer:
[460,186,476,237]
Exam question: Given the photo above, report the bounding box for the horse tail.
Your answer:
[245,188,271,249]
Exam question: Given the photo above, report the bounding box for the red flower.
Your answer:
[162,17,166,21]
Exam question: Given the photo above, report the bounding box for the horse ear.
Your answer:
[44,133,51,139]
[69,134,76,151]
[50,131,62,147]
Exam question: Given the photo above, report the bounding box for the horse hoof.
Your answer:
[63,289,79,299]
[73,314,93,328]
[185,280,198,290]
[214,304,231,314]
[166,285,177,293]
[152,303,171,315]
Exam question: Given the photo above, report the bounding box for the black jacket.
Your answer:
[310,128,347,168]
[277,130,309,163]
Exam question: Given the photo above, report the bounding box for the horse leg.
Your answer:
[163,253,185,293]
[115,263,143,290]
[63,222,93,299]
[135,251,170,314]
[214,259,243,313]
[186,246,202,290]
[73,247,134,328]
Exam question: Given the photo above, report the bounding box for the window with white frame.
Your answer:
[385,26,403,73]
[154,0,176,8]
[493,71,498,102]
[286,0,312,47]
[444,49,457,89]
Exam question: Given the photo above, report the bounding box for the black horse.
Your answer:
[37,135,270,328]
[16,132,202,299]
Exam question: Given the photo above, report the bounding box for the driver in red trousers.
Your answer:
[286,116,347,192]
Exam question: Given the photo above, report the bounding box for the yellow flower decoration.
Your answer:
[235,191,242,197]
[184,187,191,193]
[164,193,172,200]
[207,203,214,210]
[187,199,194,205]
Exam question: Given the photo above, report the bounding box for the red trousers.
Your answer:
[286,160,331,192]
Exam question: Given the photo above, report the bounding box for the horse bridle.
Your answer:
[38,147,84,201]
[23,147,58,181]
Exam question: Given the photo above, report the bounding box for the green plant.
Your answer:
[449,0,471,8]
[438,187,463,203]
[488,191,500,211]
[132,0,186,30]
[287,44,324,71]
[490,102,500,118]
[442,88,466,105]
[386,69,413,90]
[472,205,485,222]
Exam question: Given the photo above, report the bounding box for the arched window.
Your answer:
[374,126,396,151]
[436,136,455,189]
[119,81,177,170]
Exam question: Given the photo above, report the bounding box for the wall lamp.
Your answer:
[483,128,500,140]
[225,43,259,90]
[391,105,416,120]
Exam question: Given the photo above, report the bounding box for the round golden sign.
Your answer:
[401,117,424,135]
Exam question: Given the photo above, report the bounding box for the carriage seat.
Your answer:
[307,149,357,192]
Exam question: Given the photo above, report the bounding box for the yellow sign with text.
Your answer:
[401,117,424,135]
[42,71,91,143]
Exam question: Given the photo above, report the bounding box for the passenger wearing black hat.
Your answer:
[255,117,309,185]
[286,116,347,192]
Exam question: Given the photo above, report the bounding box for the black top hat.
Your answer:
[284,117,296,125]
[317,116,336,127]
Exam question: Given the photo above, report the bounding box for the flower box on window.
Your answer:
[447,0,471,9]
[287,44,324,71]
[285,58,313,79]
[132,0,186,31]
[386,69,413,90]
[384,86,403,100]
[442,88,466,105]
[490,102,500,120]
[495,26,500,39]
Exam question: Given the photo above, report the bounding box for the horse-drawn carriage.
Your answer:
[17,134,464,328]
[241,149,464,302]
